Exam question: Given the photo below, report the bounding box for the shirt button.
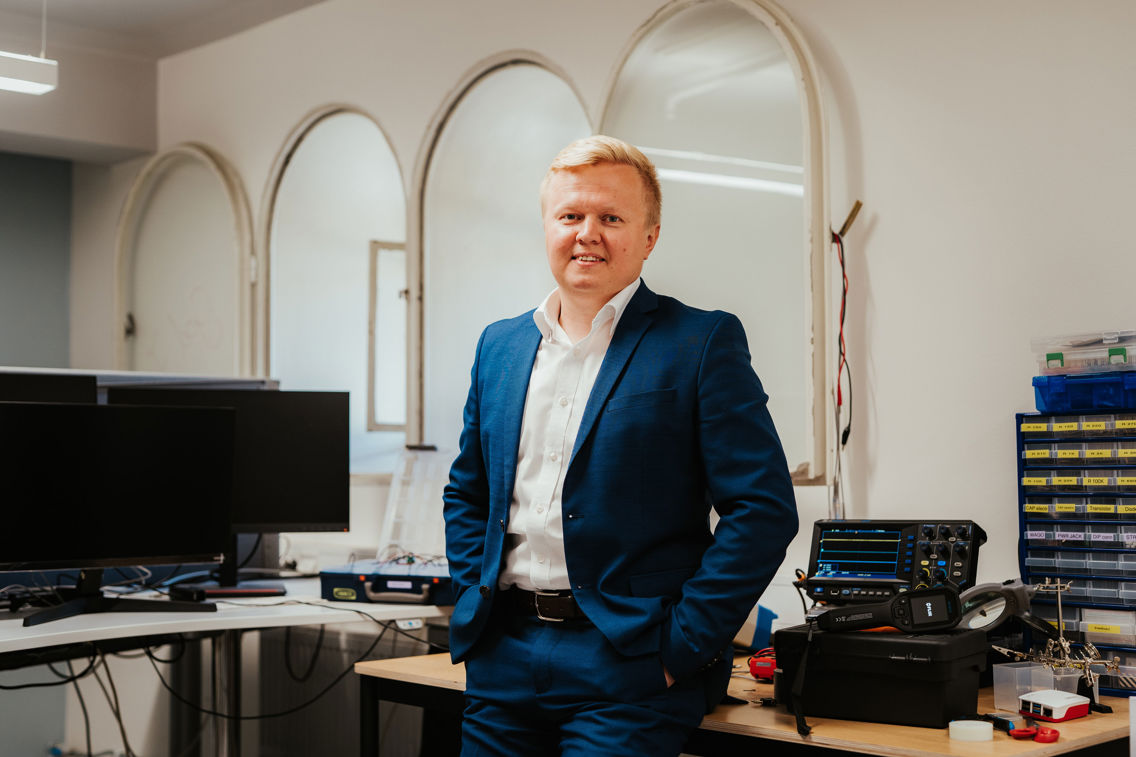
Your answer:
[536,507,544,514]
[549,452,558,462]
[559,397,569,407]
[537,558,545,564]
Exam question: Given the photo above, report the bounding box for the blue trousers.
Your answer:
[461,606,728,756]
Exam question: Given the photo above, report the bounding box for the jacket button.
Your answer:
[479,585,491,598]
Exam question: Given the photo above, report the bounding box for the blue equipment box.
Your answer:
[1034,372,1136,413]
[319,559,454,605]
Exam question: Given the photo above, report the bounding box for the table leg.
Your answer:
[169,637,203,757]
[213,630,243,757]
[360,676,379,757]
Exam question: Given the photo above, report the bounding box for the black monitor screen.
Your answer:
[0,402,233,570]
[105,389,349,533]
[0,372,96,403]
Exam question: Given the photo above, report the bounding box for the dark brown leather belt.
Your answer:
[507,588,589,622]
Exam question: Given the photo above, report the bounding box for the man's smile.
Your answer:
[572,254,605,263]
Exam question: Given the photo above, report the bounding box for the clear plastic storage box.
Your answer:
[1033,331,1136,376]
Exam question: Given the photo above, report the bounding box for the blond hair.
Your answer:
[541,135,661,227]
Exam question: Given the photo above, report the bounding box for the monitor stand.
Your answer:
[22,568,217,627]
[169,535,287,599]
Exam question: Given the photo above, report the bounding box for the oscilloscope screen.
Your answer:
[813,527,903,579]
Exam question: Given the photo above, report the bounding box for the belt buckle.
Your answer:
[533,590,566,622]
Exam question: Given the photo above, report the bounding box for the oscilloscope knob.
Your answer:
[954,541,969,556]
[933,568,947,582]
[921,525,936,538]
[918,540,932,555]
[938,525,952,539]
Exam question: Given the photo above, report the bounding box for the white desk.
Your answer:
[0,578,448,757]
[0,579,445,654]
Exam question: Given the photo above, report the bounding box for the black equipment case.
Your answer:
[773,625,988,728]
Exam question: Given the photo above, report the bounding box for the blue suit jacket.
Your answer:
[443,281,798,681]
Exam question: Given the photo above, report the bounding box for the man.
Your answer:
[443,135,797,755]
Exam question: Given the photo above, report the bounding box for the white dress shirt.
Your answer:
[498,278,641,591]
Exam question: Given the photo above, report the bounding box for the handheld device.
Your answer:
[815,585,961,633]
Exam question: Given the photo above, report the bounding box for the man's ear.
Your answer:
[644,224,661,259]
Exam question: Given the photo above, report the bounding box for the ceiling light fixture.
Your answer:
[0,0,57,95]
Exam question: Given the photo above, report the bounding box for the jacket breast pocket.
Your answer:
[606,387,677,413]
[628,565,697,599]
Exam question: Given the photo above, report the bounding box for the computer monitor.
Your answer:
[0,371,96,403]
[0,401,234,625]
[104,388,349,588]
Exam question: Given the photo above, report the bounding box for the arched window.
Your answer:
[419,59,590,449]
[602,0,829,481]
[116,144,252,375]
[265,108,407,474]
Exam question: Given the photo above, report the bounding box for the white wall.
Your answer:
[781,0,1136,586]
[65,0,1136,611]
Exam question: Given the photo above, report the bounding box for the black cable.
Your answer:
[143,635,188,665]
[284,623,325,683]
[66,659,93,757]
[93,652,138,757]
[0,650,98,690]
[834,231,852,447]
[144,619,390,721]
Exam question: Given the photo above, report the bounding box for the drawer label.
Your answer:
[1052,476,1079,486]
[1089,504,1118,513]
[1058,450,1082,458]
[1025,530,1047,539]
[1053,422,1080,432]
[1091,532,1117,541]
[1024,504,1050,513]
[1054,503,1078,512]
[1086,623,1122,634]
[1119,449,1136,458]
[1055,531,1085,540]
[1086,450,1112,458]
[1022,477,1049,486]
[1021,422,1050,432]
[1118,477,1136,487]
[1119,505,1136,514]
[1025,450,1052,459]
[1083,422,1108,431]
[1117,419,1136,430]
[1084,477,1111,487]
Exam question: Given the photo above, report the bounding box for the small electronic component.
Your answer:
[747,648,776,681]
[1019,690,1090,723]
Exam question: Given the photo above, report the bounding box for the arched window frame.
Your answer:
[598,0,831,483]
[407,52,593,446]
[113,143,254,375]
[257,106,409,452]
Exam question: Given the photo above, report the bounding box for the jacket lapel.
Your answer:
[569,282,658,464]
[499,320,541,505]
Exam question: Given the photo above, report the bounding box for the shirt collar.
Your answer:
[533,278,641,343]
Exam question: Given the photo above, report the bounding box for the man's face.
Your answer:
[542,162,659,306]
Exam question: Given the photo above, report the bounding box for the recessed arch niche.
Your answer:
[600,0,830,481]
[115,143,253,376]
[418,57,590,449]
[263,107,407,474]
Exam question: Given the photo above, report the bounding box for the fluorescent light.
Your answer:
[657,167,803,197]
[641,146,802,176]
[0,50,58,95]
